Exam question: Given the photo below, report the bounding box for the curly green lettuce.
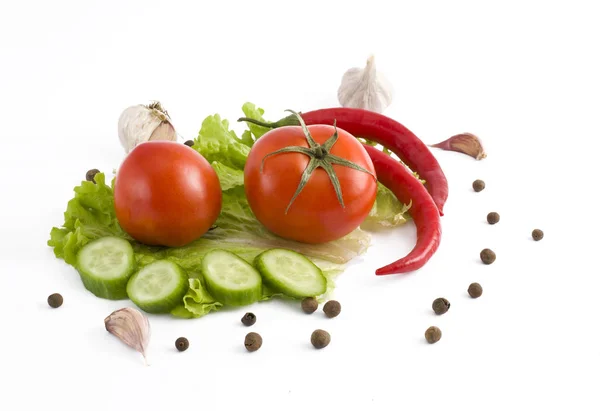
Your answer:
[48,173,131,265]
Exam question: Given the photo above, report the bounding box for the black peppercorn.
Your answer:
[472,179,485,192]
[432,298,450,315]
[323,300,341,318]
[311,329,331,349]
[244,332,262,352]
[184,140,194,147]
[175,337,189,352]
[241,312,256,326]
[86,169,100,183]
[425,326,442,344]
[468,282,483,298]
[175,337,189,351]
[301,297,318,314]
[532,229,544,241]
[480,248,496,265]
[47,293,63,308]
[487,212,500,224]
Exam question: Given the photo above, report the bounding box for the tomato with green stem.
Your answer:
[244,110,377,244]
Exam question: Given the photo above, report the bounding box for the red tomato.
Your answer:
[114,141,222,247]
[244,124,377,244]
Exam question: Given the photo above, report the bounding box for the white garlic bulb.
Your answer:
[118,101,177,153]
[337,55,393,113]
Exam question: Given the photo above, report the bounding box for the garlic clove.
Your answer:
[430,133,487,160]
[337,55,393,113]
[149,122,176,141]
[104,307,151,365]
[118,101,177,153]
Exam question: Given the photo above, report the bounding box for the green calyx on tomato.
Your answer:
[261,110,376,214]
[244,109,378,244]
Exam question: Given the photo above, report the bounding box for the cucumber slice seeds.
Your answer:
[254,249,326,298]
[126,260,189,314]
[201,250,262,306]
[76,237,135,300]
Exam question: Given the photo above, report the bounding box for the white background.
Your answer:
[1,1,599,410]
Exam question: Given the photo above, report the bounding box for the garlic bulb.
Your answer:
[104,307,151,365]
[118,101,177,153]
[337,55,393,113]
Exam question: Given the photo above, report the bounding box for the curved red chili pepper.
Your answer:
[240,108,449,215]
[362,144,442,275]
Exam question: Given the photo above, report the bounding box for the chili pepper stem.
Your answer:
[238,114,300,129]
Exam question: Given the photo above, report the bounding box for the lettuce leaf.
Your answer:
[241,102,271,142]
[362,183,412,229]
[170,278,223,319]
[195,115,250,170]
[210,162,243,191]
[48,173,131,265]
[48,102,410,320]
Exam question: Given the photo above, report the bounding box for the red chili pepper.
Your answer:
[362,144,442,275]
[239,108,448,215]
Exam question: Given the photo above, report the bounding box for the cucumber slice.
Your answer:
[126,260,189,314]
[201,250,262,306]
[76,237,135,300]
[254,249,326,298]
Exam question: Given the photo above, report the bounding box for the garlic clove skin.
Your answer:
[430,132,487,160]
[118,101,177,153]
[104,307,151,365]
[337,55,393,113]
[149,121,176,142]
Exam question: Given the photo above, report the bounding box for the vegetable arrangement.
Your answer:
[48,103,417,319]
[44,56,549,362]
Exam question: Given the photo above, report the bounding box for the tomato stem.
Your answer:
[256,110,376,214]
[314,146,326,159]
